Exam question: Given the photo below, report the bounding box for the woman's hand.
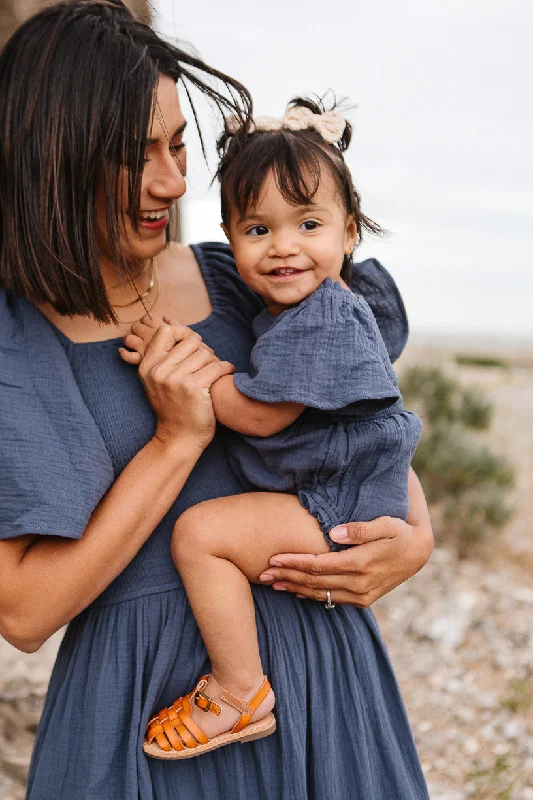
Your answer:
[119,315,234,451]
[259,470,433,607]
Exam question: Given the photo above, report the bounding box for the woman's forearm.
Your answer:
[407,467,434,565]
[0,435,203,652]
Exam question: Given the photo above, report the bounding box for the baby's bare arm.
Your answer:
[209,376,304,437]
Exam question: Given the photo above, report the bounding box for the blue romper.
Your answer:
[232,278,422,549]
[0,243,429,800]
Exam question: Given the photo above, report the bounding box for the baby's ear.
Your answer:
[344,215,358,254]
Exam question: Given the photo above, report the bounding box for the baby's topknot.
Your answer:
[283,95,352,152]
[218,94,352,158]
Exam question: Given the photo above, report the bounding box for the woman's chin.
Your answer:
[127,235,169,263]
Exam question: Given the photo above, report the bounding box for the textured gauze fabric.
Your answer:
[232,278,422,550]
[0,243,429,800]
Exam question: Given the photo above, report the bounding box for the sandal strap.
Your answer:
[231,677,272,734]
[146,702,186,752]
[220,688,253,716]
[145,690,210,752]
[180,694,210,745]
[194,677,222,716]
[162,711,186,752]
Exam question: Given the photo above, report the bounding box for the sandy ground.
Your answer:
[1,336,532,800]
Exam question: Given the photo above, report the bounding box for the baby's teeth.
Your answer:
[271,267,300,276]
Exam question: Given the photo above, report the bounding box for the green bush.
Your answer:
[455,354,509,369]
[401,366,492,429]
[400,366,514,554]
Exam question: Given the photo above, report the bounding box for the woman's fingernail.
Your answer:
[330,525,348,542]
[269,559,283,567]
[259,573,275,583]
[273,585,287,591]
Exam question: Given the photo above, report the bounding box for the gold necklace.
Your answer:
[113,262,160,325]
[112,259,156,308]
[110,264,146,290]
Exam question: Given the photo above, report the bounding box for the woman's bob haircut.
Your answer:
[0,0,252,322]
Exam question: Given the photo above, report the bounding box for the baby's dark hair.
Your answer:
[216,96,381,283]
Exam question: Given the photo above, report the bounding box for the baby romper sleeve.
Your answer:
[0,292,114,540]
[233,279,401,410]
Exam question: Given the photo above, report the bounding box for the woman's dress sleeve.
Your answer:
[233,279,401,410]
[0,292,114,540]
[192,242,265,327]
[351,258,408,364]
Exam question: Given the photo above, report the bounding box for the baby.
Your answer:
[126,97,422,759]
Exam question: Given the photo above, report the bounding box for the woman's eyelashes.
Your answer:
[170,141,186,157]
[142,140,186,165]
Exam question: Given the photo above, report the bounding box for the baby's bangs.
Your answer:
[270,136,324,207]
[226,132,330,219]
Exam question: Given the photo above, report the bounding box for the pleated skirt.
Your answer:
[27,584,429,800]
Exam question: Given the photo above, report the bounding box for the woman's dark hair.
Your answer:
[217,96,381,283]
[0,0,252,322]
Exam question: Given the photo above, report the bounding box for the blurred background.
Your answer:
[0,1,532,799]
[155,0,533,343]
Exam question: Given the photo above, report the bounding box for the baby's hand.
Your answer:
[119,314,216,368]
[120,314,167,366]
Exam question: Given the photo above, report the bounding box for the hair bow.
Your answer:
[225,107,346,145]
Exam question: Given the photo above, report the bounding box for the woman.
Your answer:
[0,2,433,798]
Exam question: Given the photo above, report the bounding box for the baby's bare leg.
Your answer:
[172,493,328,735]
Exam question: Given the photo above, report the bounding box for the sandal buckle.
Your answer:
[196,691,213,712]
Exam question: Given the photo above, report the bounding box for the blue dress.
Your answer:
[231,278,422,550]
[0,243,429,800]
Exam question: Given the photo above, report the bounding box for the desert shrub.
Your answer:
[401,366,514,555]
[467,753,516,799]
[401,366,492,429]
[455,354,509,369]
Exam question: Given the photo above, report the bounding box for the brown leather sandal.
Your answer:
[143,675,276,759]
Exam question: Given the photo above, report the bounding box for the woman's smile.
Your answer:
[137,208,170,231]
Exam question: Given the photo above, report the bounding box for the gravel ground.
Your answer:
[1,339,531,799]
[375,548,533,800]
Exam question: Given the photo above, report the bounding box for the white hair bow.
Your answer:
[226,106,346,145]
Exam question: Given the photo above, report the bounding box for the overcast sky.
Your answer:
[154,0,532,341]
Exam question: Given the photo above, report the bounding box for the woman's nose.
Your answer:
[267,232,300,259]
[149,153,187,201]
